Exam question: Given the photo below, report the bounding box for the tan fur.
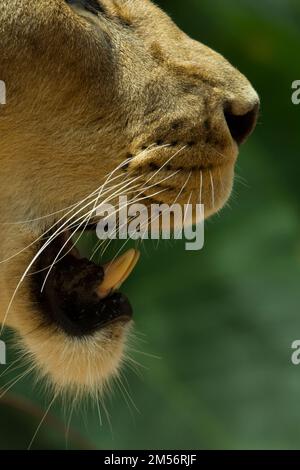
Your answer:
[0,0,259,395]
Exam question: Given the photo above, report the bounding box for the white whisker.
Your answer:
[27,394,57,450]
[209,170,215,209]
[199,170,203,205]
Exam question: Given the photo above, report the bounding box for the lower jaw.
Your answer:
[20,317,132,393]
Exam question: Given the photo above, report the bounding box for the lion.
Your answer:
[0,0,259,397]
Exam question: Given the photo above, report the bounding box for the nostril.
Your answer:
[224,102,259,145]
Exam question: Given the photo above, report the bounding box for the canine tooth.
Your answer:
[98,249,140,299]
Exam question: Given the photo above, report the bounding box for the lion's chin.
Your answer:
[17,317,132,395]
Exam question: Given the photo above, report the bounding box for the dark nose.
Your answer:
[224,101,259,145]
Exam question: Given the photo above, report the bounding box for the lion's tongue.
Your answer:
[97,248,140,299]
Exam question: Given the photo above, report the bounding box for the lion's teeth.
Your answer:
[97,249,140,299]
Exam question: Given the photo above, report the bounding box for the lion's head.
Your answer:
[0,0,259,396]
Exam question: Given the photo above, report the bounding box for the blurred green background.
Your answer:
[1,0,300,450]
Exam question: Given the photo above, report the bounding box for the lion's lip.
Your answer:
[33,230,140,337]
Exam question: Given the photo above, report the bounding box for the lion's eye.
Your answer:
[65,0,105,16]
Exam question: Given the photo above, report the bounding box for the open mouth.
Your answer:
[33,227,140,338]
